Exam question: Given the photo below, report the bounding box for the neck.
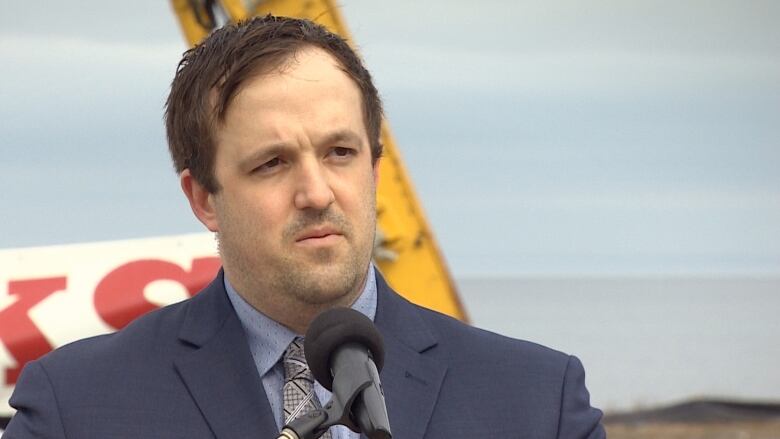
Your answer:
[225,267,369,335]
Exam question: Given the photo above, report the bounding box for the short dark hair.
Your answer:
[165,15,383,193]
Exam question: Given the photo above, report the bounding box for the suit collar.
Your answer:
[175,271,278,438]
[374,272,447,439]
[174,269,447,439]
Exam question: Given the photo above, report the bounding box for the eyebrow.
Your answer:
[236,129,366,171]
[320,129,365,148]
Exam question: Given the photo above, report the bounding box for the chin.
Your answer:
[295,284,353,306]
[294,266,363,305]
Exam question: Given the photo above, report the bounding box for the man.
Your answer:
[5,16,605,438]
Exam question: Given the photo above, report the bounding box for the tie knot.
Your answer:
[283,337,312,382]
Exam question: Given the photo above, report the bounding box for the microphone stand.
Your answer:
[276,347,392,439]
[275,388,363,439]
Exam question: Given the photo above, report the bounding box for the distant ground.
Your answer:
[605,400,780,439]
[3,399,780,437]
[606,421,780,439]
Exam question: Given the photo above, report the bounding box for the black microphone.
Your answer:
[304,307,392,439]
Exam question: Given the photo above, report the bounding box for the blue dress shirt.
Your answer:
[225,265,377,439]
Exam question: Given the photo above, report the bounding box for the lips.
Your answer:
[295,226,342,242]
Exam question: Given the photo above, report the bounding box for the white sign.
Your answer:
[0,233,220,417]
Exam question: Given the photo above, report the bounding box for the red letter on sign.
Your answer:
[1,276,66,385]
[94,257,220,330]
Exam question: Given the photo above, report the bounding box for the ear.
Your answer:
[180,169,219,232]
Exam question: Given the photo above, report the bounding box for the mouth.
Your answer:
[295,227,344,244]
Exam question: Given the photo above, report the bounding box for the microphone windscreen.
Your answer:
[304,307,385,391]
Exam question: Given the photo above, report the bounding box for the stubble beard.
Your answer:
[216,201,376,313]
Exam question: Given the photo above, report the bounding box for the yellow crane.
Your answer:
[170,0,466,320]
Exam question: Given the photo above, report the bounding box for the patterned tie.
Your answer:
[283,337,332,439]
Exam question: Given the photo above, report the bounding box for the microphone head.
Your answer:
[304,307,385,391]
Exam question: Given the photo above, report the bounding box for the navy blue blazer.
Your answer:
[5,271,605,438]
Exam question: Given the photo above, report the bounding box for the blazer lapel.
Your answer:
[173,272,278,438]
[374,273,447,439]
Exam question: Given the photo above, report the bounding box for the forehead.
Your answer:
[213,47,368,157]
[230,48,352,102]
[272,46,348,83]
[226,47,362,117]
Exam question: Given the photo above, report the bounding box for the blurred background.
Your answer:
[2,0,779,431]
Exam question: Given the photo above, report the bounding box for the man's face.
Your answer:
[198,48,378,314]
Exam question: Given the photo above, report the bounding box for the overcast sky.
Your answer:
[2,1,779,277]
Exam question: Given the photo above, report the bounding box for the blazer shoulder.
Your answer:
[37,272,230,372]
[376,274,570,369]
[407,299,605,437]
[412,302,571,371]
[35,293,195,377]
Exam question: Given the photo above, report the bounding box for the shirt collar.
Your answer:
[224,265,378,378]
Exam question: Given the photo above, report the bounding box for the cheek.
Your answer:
[249,196,298,242]
[216,190,275,231]
[337,171,376,212]
[256,190,293,218]
[355,177,378,227]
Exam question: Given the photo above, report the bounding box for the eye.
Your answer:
[254,157,282,173]
[329,147,355,158]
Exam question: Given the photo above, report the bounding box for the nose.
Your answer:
[293,159,335,211]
